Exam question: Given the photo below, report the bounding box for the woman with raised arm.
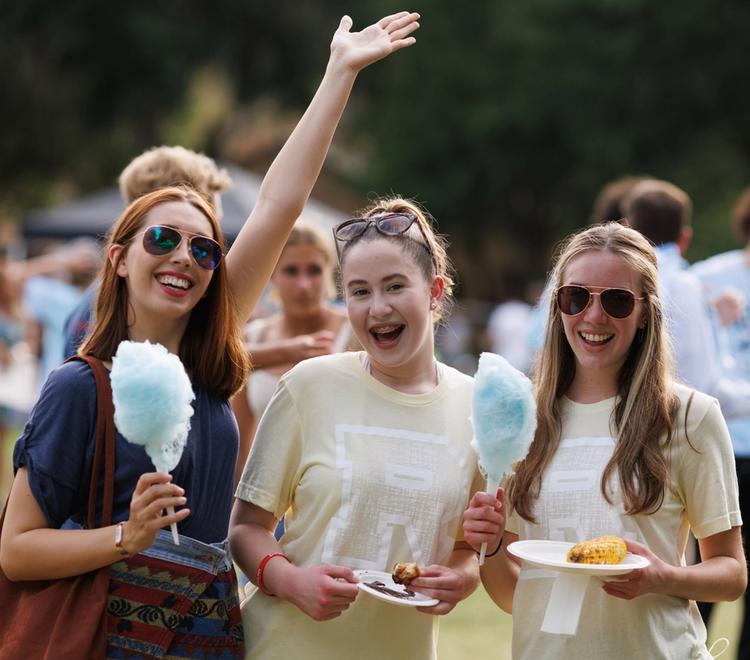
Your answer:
[462,223,746,659]
[0,12,419,657]
[230,198,482,660]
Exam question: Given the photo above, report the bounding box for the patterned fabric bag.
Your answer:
[106,530,244,659]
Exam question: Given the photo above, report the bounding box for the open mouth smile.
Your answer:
[579,331,614,345]
[370,323,405,346]
[156,273,194,297]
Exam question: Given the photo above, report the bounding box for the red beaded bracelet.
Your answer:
[256,552,291,597]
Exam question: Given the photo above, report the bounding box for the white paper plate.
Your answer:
[354,569,439,607]
[507,540,649,576]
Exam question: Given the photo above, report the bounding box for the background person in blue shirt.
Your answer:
[692,185,750,653]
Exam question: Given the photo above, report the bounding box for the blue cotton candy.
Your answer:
[111,340,195,473]
[471,352,536,485]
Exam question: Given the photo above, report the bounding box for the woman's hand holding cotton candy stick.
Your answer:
[462,487,505,556]
[119,472,190,555]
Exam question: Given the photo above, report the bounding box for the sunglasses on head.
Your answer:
[333,213,435,264]
[556,285,645,319]
[140,225,223,271]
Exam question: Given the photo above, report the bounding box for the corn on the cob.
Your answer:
[566,535,627,564]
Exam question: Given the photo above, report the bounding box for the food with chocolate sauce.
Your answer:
[566,535,627,564]
[392,562,421,585]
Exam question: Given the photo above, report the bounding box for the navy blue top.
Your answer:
[13,360,239,543]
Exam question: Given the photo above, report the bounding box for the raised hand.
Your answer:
[330,11,420,73]
[462,487,505,554]
[122,472,189,554]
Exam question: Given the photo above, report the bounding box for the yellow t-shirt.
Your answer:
[236,352,480,660]
[506,383,741,660]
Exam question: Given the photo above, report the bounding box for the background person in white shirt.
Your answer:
[625,179,750,418]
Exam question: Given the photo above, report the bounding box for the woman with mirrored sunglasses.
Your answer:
[230,197,483,660]
[462,222,746,659]
[1,12,420,659]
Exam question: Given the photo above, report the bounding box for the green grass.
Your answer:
[438,586,743,659]
[439,588,512,659]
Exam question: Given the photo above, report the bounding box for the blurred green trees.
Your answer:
[3,0,750,298]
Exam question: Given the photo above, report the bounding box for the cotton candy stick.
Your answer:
[111,340,195,545]
[471,353,537,564]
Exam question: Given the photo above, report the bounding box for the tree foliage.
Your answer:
[3,0,750,298]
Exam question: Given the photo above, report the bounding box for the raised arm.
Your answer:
[225,11,420,323]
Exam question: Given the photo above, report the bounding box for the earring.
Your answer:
[430,301,437,310]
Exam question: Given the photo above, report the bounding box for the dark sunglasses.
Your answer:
[333,213,435,265]
[556,285,645,319]
[141,225,223,271]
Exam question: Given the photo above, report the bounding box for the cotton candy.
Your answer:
[110,340,194,546]
[471,352,537,564]
[111,340,195,474]
[471,352,537,485]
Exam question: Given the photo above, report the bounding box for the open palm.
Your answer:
[330,11,420,72]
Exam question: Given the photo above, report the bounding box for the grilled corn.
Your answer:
[566,535,627,564]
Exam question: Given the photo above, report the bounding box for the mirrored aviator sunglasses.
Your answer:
[142,225,223,271]
[556,285,644,319]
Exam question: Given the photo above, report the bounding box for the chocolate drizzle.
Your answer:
[365,580,417,600]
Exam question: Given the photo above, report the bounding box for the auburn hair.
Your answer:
[507,223,681,521]
[80,186,249,398]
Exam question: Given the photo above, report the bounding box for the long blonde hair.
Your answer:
[508,222,680,521]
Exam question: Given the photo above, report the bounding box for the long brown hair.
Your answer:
[507,222,680,521]
[80,186,249,398]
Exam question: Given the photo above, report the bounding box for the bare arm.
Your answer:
[231,384,258,488]
[462,488,520,612]
[229,498,359,620]
[225,12,420,324]
[479,531,521,612]
[0,468,188,581]
[603,527,747,602]
[245,330,337,369]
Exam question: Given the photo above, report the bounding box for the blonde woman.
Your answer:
[463,223,746,659]
[232,224,352,485]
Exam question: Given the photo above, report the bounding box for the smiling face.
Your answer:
[342,237,441,379]
[559,249,645,389]
[271,242,331,318]
[111,200,215,331]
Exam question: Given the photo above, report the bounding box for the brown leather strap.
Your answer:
[73,356,116,529]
